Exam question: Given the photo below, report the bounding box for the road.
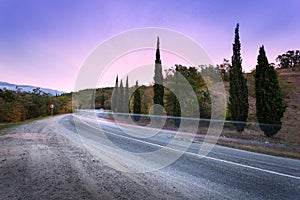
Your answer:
[73,110,300,199]
[1,112,299,199]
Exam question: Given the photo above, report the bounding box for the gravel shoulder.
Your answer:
[0,115,191,200]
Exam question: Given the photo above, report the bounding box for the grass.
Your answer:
[216,140,300,160]
[107,115,300,160]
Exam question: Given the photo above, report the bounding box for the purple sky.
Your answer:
[0,0,299,92]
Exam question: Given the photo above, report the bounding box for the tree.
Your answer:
[276,50,300,69]
[200,64,221,85]
[255,46,286,137]
[172,69,181,127]
[140,85,153,114]
[100,93,105,109]
[165,67,181,126]
[133,81,141,121]
[153,37,164,115]
[118,80,124,112]
[229,23,249,132]
[112,75,119,112]
[217,58,230,81]
[123,76,129,113]
[165,65,210,118]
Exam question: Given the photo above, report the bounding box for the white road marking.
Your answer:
[75,114,300,180]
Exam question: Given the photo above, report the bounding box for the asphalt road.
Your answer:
[62,110,300,200]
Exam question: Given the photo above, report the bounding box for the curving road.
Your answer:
[1,112,299,199]
[67,110,300,199]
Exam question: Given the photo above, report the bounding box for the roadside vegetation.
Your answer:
[0,88,72,125]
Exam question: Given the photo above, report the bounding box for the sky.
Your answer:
[0,0,299,92]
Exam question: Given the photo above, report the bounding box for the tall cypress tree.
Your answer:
[123,76,129,113]
[112,75,119,112]
[153,37,164,115]
[118,80,124,113]
[229,23,249,132]
[255,46,286,137]
[133,80,141,121]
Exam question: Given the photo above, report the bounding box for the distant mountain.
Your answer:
[0,81,65,96]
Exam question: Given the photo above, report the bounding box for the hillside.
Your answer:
[225,68,300,146]
[275,69,300,144]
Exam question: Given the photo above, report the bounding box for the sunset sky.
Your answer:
[0,0,299,92]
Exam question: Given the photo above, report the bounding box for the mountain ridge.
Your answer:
[0,81,65,96]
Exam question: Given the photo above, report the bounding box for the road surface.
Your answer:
[0,111,299,199]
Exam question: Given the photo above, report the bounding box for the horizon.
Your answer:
[1,0,299,92]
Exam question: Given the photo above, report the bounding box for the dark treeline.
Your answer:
[0,88,72,123]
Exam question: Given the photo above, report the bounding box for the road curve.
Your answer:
[1,113,299,199]
[68,111,300,200]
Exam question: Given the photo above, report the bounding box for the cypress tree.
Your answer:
[119,80,124,113]
[100,93,105,109]
[112,75,119,112]
[255,45,286,137]
[133,81,141,121]
[153,37,164,115]
[229,23,249,132]
[123,76,129,113]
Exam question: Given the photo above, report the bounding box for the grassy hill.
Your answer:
[242,68,300,142]
[217,68,300,158]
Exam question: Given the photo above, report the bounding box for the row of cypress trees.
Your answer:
[111,76,130,113]
[111,27,286,137]
[229,24,286,137]
[111,76,142,120]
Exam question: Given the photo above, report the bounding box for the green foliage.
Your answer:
[100,93,105,108]
[118,80,124,112]
[139,85,153,114]
[74,87,112,110]
[165,68,182,126]
[217,58,231,81]
[172,70,181,127]
[165,65,211,119]
[133,81,141,121]
[255,46,286,137]
[229,23,249,132]
[200,64,221,85]
[123,76,130,113]
[173,65,206,90]
[111,75,119,112]
[153,37,164,115]
[72,89,94,109]
[200,61,230,83]
[276,50,300,69]
[0,88,72,123]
